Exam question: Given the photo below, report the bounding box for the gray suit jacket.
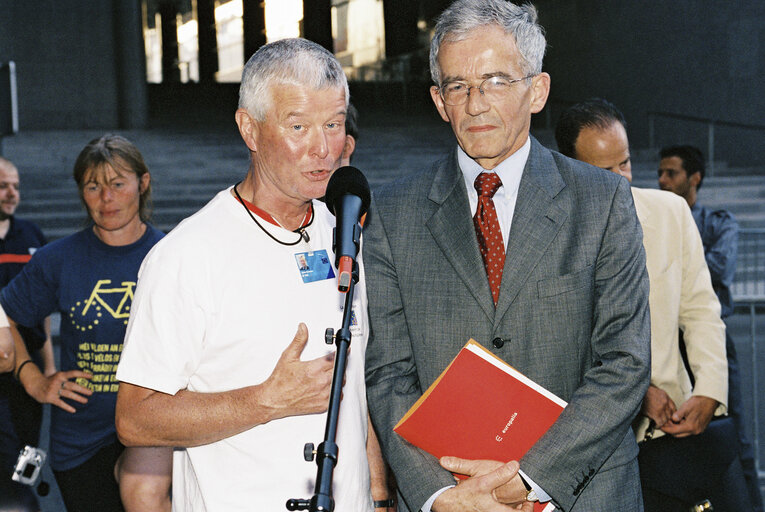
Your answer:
[364,138,651,511]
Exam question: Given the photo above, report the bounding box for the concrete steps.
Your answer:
[2,119,762,243]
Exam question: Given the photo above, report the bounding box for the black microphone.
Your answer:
[324,166,371,293]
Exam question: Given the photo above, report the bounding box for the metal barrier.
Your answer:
[734,228,765,300]
[736,299,765,481]
[732,228,765,479]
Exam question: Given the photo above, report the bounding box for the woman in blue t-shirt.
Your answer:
[2,135,166,511]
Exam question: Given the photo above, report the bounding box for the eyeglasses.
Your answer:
[438,75,537,106]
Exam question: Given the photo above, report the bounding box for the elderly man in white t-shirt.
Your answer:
[115,38,393,512]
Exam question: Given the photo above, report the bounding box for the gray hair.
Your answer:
[429,0,546,85]
[239,38,349,121]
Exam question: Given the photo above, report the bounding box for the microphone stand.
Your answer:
[286,260,360,512]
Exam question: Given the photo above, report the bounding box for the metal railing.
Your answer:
[736,298,765,480]
[647,111,765,176]
[732,228,765,479]
[733,228,765,301]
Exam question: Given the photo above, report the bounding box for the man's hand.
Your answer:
[660,395,719,438]
[641,385,677,428]
[433,459,532,512]
[118,323,337,447]
[260,323,335,421]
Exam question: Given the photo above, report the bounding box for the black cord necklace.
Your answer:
[233,182,313,246]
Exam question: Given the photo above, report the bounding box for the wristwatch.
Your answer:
[521,475,539,502]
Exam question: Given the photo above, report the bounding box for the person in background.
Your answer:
[0,156,53,512]
[658,145,762,512]
[115,38,391,511]
[658,146,737,317]
[342,101,398,511]
[114,444,172,512]
[341,102,358,167]
[555,98,749,511]
[364,1,650,510]
[2,135,164,511]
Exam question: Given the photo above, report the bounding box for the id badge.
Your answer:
[349,308,363,339]
[295,249,336,283]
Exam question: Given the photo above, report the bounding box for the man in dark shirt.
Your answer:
[0,156,50,511]
[658,146,737,315]
[658,145,763,512]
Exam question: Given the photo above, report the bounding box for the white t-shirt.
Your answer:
[117,188,372,512]
[0,304,9,328]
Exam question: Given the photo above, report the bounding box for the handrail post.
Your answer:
[751,302,761,478]
[707,121,715,177]
[400,57,408,112]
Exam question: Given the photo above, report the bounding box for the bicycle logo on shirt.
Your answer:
[68,279,137,332]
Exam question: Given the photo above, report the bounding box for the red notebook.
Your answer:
[394,340,566,512]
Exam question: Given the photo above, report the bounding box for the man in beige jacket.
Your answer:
[554,98,752,511]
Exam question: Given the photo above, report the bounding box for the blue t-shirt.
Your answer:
[0,217,47,286]
[0,217,48,351]
[0,225,164,470]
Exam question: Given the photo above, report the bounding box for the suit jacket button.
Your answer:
[492,337,504,348]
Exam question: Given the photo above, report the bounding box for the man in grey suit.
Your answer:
[364,1,651,511]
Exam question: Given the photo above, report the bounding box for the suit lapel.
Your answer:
[494,139,569,326]
[426,150,496,321]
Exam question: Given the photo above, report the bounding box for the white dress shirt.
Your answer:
[459,136,529,247]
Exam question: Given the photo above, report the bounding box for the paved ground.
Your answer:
[1,108,763,509]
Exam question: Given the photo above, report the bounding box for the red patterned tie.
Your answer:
[473,172,505,305]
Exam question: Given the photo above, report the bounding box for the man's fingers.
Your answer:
[481,461,520,490]
[440,456,488,476]
[671,397,698,422]
[282,323,309,360]
[440,457,518,484]
[660,421,692,437]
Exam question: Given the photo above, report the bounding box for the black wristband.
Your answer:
[374,499,394,508]
[15,359,33,381]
